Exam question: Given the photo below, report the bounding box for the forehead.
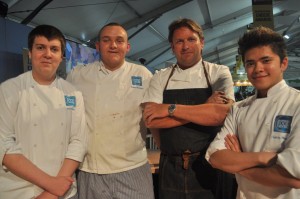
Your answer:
[173,27,199,38]
[100,26,127,38]
[245,45,276,60]
[33,36,62,47]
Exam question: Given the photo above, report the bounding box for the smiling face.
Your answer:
[171,27,204,69]
[29,36,63,85]
[96,25,130,71]
[244,45,288,97]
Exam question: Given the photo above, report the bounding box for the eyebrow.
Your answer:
[245,56,272,62]
[101,36,125,39]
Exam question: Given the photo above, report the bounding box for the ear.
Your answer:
[95,42,100,52]
[171,43,175,54]
[28,51,32,59]
[126,42,131,53]
[280,57,288,72]
[200,38,205,49]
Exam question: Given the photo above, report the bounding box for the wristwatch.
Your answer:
[168,104,176,117]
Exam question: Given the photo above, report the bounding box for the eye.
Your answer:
[51,47,60,53]
[188,38,196,42]
[36,45,44,50]
[262,58,271,64]
[116,39,125,43]
[245,62,254,68]
[175,39,183,44]
[101,38,110,42]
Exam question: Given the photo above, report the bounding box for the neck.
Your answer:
[103,61,124,71]
[32,73,56,85]
[257,91,267,98]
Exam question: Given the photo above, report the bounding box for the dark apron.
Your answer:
[158,62,233,199]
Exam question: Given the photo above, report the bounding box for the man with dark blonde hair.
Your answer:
[206,26,300,198]
[143,18,235,199]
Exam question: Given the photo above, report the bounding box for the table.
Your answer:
[147,149,160,174]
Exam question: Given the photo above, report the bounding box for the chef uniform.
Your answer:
[0,71,87,199]
[206,80,300,199]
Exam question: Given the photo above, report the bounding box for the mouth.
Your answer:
[252,74,268,80]
[40,61,53,66]
[181,51,192,54]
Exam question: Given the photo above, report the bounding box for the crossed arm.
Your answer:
[209,134,300,188]
[143,91,233,129]
[143,91,233,148]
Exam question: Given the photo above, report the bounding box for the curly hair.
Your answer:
[238,26,287,62]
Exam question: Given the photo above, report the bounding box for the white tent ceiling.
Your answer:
[2,0,300,80]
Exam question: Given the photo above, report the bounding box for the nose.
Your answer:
[182,40,189,50]
[253,61,264,73]
[44,48,51,58]
[110,41,117,49]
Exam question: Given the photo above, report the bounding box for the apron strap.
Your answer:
[163,64,177,91]
[202,60,212,90]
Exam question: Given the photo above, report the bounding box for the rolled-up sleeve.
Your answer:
[65,91,87,162]
[210,64,234,101]
[277,115,300,179]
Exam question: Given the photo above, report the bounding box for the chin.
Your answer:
[254,84,271,91]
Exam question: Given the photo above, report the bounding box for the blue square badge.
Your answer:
[65,95,76,109]
[274,115,293,133]
[131,76,143,88]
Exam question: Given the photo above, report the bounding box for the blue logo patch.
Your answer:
[65,96,76,109]
[131,76,143,88]
[274,115,292,133]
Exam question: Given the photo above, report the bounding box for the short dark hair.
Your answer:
[98,22,127,41]
[28,24,66,54]
[238,26,287,63]
[168,18,204,43]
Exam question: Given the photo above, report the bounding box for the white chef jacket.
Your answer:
[206,80,300,199]
[67,61,152,174]
[0,71,87,199]
[143,60,235,103]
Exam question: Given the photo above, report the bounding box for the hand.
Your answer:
[36,191,58,199]
[143,102,169,124]
[44,176,74,197]
[206,91,229,104]
[225,134,242,152]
